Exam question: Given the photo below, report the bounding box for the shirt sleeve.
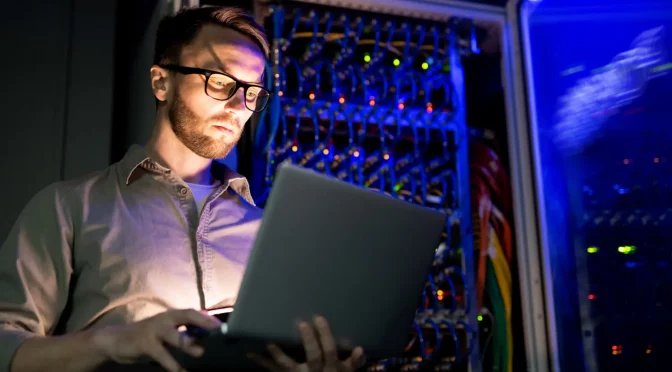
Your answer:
[0,183,74,371]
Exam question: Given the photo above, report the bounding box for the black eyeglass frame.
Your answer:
[160,64,271,112]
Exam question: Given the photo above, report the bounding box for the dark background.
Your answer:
[1,0,159,242]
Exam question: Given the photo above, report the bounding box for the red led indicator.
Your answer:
[611,345,623,355]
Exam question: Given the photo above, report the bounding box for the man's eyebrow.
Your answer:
[202,62,263,85]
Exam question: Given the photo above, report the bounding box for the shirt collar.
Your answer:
[121,145,255,205]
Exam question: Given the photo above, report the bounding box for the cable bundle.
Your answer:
[469,138,513,372]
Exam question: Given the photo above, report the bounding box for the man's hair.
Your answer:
[154,6,270,66]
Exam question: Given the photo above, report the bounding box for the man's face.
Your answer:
[166,25,266,159]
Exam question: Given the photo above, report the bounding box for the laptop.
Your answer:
[173,162,446,370]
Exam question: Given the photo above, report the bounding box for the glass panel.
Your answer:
[520,0,672,370]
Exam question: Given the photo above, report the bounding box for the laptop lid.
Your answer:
[227,163,446,359]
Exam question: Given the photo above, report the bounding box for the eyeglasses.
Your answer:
[160,64,271,112]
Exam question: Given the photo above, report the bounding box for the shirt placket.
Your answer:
[198,182,231,307]
[169,175,207,310]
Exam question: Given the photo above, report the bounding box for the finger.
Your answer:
[351,347,366,368]
[184,344,205,359]
[298,322,323,370]
[146,344,184,372]
[179,333,205,358]
[341,348,365,372]
[267,343,299,369]
[171,309,221,330]
[247,353,284,372]
[160,328,205,359]
[313,316,338,365]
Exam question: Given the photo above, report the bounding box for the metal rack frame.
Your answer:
[286,0,505,21]
[503,1,553,371]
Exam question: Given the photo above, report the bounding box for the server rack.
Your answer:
[177,0,543,371]
[252,2,480,371]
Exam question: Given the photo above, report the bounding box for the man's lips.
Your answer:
[213,124,235,134]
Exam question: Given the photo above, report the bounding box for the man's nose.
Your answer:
[224,87,247,113]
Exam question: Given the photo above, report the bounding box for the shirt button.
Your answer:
[179,187,189,196]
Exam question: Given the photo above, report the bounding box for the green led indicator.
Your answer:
[587,246,599,254]
[421,62,429,70]
[364,54,371,63]
[393,59,401,67]
[618,245,636,254]
[477,315,483,321]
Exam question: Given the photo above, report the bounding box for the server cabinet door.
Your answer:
[515,0,672,371]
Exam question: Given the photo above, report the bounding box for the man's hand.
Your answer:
[94,308,221,372]
[249,316,366,372]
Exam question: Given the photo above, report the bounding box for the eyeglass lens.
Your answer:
[206,74,271,112]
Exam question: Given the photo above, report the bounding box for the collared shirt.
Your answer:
[0,145,262,371]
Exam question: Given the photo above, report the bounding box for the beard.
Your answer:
[168,90,241,159]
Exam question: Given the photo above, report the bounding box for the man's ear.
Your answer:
[150,65,171,103]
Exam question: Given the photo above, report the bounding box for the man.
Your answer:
[0,6,364,372]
